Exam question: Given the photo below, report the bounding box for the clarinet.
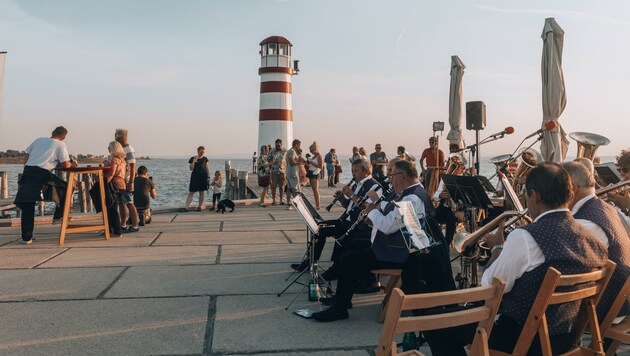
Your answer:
[325,178,356,211]
[335,187,396,247]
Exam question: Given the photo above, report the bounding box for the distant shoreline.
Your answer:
[0,157,151,164]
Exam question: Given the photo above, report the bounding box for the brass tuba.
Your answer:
[569,132,611,160]
[454,210,531,256]
[489,154,513,177]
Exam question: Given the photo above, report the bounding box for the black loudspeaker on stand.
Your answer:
[466,101,486,130]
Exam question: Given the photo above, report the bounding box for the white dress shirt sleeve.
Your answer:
[368,193,425,238]
[481,228,545,293]
[575,219,609,246]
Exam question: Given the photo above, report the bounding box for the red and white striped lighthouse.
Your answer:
[258,36,297,150]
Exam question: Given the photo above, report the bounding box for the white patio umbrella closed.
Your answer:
[540,18,569,162]
[447,56,466,148]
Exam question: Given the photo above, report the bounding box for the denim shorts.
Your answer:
[121,191,134,204]
[326,164,335,176]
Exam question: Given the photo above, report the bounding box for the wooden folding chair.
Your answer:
[490,260,616,356]
[371,268,402,323]
[597,277,630,356]
[376,277,506,356]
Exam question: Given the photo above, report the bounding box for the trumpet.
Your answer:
[596,179,630,204]
[325,178,355,211]
[453,209,531,256]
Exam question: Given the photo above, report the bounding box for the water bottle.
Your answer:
[402,332,418,352]
[308,281,319,301]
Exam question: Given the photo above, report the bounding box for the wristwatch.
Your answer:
[622,207,630,217]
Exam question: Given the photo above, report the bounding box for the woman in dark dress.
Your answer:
[184,146,210,211]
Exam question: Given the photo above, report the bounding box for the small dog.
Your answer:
[216,199,235,213]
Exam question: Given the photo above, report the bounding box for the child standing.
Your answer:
[133,166,157,225]
[210,171,223,211]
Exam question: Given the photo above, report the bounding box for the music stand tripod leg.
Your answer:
[278,229,315,297]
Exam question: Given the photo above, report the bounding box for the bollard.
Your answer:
[0,171,8,199]
[238,170,248,199]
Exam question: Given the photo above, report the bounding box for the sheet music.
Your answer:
[291,195,320,233]
[396,201,430,249]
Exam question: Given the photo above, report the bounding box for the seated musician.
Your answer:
[432,145,466,246]
[424,163,608,355]
[311,160,450,322]
[562,161,629,323]
[290,158,380,273]
[607,149,630,228]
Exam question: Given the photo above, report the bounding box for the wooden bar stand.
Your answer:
[55,166,110,246]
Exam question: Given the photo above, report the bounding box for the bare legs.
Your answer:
[260,186,269,206]
[310,178,320,209]
[185,191,205,210]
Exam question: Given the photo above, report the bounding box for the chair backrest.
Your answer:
[507,260,616,356]
[376,277,506,356]
[598,276,630,356]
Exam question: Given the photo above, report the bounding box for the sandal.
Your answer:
[271,202,276,206]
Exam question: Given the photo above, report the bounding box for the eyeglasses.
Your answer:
[375,147,382,150]
[387,172,404,178]
[619,167,630,174]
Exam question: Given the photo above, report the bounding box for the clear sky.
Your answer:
[0,0,628,159]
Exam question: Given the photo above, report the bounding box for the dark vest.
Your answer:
[574,196,630,317]
[500,211,607,335]
[371,184,427,264]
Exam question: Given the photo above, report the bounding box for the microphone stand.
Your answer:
[487,133,544,182]
[457,131,510,176]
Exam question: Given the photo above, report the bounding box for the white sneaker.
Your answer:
[20,240,33,245]
[287,205,293,210]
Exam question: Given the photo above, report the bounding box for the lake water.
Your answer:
[0,155,616,210]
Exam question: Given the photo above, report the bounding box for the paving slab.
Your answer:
[3,232,157,248]
[139,222,222,234]
[221,220,306,232]
[212,295,384,354]
[0,297,209,355]
[0,267,123,301]
[105,263,310,298]
[155,230,290,246]
[39,246,218,268]
[220,244,332,263]
[248,351,371,356]
[0,248,65,269]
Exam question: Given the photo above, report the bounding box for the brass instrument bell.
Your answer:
[569,132,611,160]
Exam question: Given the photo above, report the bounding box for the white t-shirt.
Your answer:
[25,137,70,171]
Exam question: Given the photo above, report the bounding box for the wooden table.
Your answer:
[55,166,110,246]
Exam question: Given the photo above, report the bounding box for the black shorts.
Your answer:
[306,170,318,179]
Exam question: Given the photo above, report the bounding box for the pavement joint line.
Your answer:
[2,260,328,270]
[219,221,224,232]
[96,266,130,299]
[148,232,163,246]
[31,248,70,268]
[170,214,178,223]
[210,346,377,355]
[268,213,276,221]
[280,230,293,244]
[0,292,314,304]
[202,296,217,356]
[0,237,21,247]
[215,245,222,264]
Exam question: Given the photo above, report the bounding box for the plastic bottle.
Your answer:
[308,281,319,301]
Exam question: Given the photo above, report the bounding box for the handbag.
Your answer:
[335,165,343,174]
[258,174,270,188]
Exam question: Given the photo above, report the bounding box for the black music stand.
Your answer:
[441,174,494,211]
[595,163,623,186]
[277,193,332,310]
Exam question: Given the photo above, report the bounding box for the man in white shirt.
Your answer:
[424,163,607,355]
[562,161,629,326]
[14,126,75,244]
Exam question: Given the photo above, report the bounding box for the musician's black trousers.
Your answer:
[423,309,575,356]
[433,205,457,246]
[313,220,371,262]
[333,247,404,311]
